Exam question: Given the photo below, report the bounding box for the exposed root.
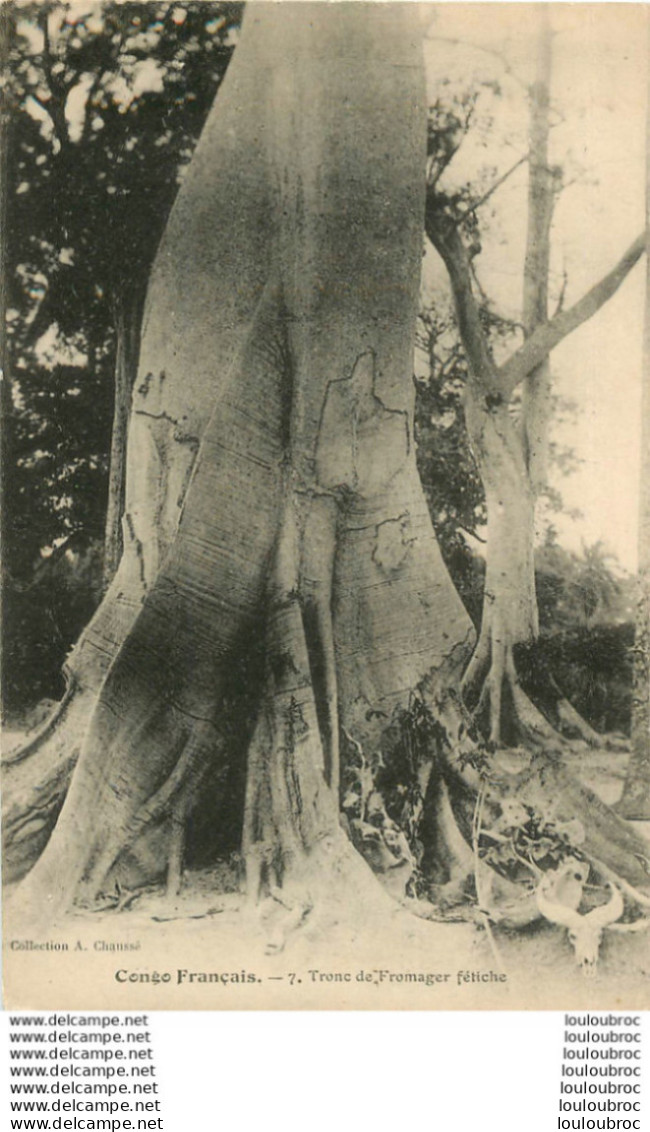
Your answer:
[242,491,422,952]
[3,676,77,767]
[460,630,491,702]
[260,885,313,954]
[464,636,607,758]
[2,683,96,884]
[463,625,628,758]
[151,906,225,923]
[555,697,615,748]
[616,792,650,822]
[507,661,571,751]
[79,717,218,902]
[242,496,352,947]
[299,496,340,797]
[166,788,188,898]
[472,783,508,975]
[418,668,650,901]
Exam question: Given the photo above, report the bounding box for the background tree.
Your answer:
[423,7,644,749]
[2,1,241,714]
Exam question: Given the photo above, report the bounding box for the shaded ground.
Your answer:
[3,730,649,1010]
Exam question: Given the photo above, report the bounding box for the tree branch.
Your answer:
[79,71,106,148]
[497,232,646,396]
[460,152,529,222]
[424,204,497,392]
[427,102,476,189]
[425,34,529,92]
[426,189,645,408]
[78,23,126,149]
[36,8,69,149]
[428,209,493,389]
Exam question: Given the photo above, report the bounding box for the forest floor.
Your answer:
[3,731,649,1010]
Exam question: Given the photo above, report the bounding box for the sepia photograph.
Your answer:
[1,0,649,1010]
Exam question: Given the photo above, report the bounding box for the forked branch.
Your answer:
[425,191,645,400]
[498,232,646,396]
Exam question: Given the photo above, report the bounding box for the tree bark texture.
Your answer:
[11,4,473,916]
[521,4,555,496]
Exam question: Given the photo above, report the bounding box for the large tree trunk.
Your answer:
[2,0,276,885]
[11,3,470,917]
[5,4,649,938]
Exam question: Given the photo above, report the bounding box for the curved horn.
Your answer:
[586,882,624,929]
[589,856,650,910]
[608,917,650,934]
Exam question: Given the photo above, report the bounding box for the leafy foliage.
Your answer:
[414,305,486,621]
[480,797,587,880]
[516,624,634,736]
[2,1,241,713]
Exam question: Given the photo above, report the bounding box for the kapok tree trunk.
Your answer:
[427,215,571,750]
[10,4,469,920]
[461,9,595,749]
[6,5,649,938]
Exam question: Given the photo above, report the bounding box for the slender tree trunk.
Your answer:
[428,9,636,750]
[102,287,144,589]
[426,37,552,742]
[521,4,555,496]
[465,7,557,745]
[619,32,650,819]
[460,394,539,744]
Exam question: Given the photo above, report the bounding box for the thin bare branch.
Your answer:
[36,8,69,147]
[552,265,569,317]
[497,232,646,396]
[425,204,497,391]
[426,33,529,91]
[460,152,529,221]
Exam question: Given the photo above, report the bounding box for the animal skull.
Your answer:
[536,863,624,976]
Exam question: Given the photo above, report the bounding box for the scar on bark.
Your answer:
[137,372,154,398]
[123,512,147,591]
[315,350,411,494]
[372,513,417,575]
